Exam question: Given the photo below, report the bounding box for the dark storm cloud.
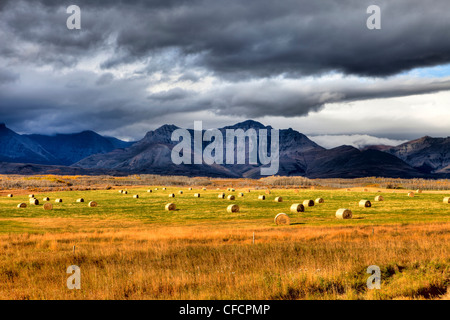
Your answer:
[1,0,450,138]
[2,0,450,77]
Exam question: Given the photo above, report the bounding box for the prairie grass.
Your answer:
[0,181,449,300]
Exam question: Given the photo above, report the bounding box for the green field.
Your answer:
[0,186,449,300]
[1,187,449,233]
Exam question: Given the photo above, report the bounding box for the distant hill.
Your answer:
[25,131,133,165]
[386,136,450,174]
[0,121,447,178]
[0,123,132,166]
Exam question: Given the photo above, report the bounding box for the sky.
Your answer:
[0,0,449,148]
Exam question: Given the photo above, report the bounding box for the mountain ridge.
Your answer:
[0,122,448,178]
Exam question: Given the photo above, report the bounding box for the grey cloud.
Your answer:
[2,0,450,77]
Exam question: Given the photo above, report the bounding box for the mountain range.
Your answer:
[0,121,448,178]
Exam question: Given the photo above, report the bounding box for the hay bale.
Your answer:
[43,197,50,201]
[443,197,450,204]
[194,193,201,197]
[202,187,207,191]
[227,204,239,213]
[359,200,371,208]
[303,200,314,207]
[76,198,84,203]
[29,198,39,205]
[162,187,167,190]
[7,194,13,198]
[218,193,225,199]
[290,203,305,213]
[231,188,235,192]
[119,190,123,193]
[258,195,265,200]
[238,192,244,197]
[165,203,176,211]
[375,195,384,201]
[416,189,422,194]
[123,191,128,194]
[227,188,231,191]
[407,192,415,197]
[168,193,175,198]
[133,195,139,199]
[363,188,368,192]
[336,209,352,219]
[265,190,271,195]
[274,213,290,225]
[28,194,34,198]
[178,190,183,194]
[274,196,283,202]
[88,201,98,207]
[155,188,159,191]
[188,187,193,190]
[17,203,27,208]
[147,190,152,193]
[315,198,324,204]
[227,195,235,200]
[55,198,63,203]
[43,203,53,210]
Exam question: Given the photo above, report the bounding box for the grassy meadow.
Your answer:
[0,179,449,299]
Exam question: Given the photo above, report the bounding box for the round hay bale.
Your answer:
[43,203,53,210]
[194,193,201,198]
[55,198,63,203]
[88,201,97,207]
[303,200,314,207]
[76,198,84,203]
[315,198,324,204]
[162,188,167,190]
[336,209,352,219]
[274,213,290,225]
[155,188,158,191]
[119,190,123,193]
[29,198,39,205]
[231,188,235,192]
[218,193,225,199]
[43,197,50,201]
[407,192,415,197]
[359,200,371,208]
[375,195,384,201]
[202,187,207,191]
[227,195,235,200]
[290,203,305,213]
[123,191,128,194]
[147,189,152,193]
[227,204,239,213]
[133,195,139,199]
[363,188,368,192]
[238,192,244,197]
[7,194,13,198]
[227,188,231,191]
[265,190,271,195]
[28,194,34,198]
[258,195,265,200]
[165,203,176,211]
[416,189,422,194]
[188,187,192,190]
[443,197,450,204]
[274,196,283,202]
[17,203,27,208]
[168,193,175,198]
[178,190,183,194]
